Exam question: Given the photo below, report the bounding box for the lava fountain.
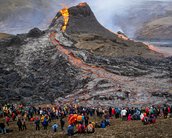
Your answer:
[60,8,69,32]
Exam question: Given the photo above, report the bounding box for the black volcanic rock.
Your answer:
[67,3,117,39]
[27,28,43,38]
[50,3,117,40]
[0,2,171,106]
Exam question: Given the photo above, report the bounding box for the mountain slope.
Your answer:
[0,3,171,106]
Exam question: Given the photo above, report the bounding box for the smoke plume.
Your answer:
[0,0,171,36]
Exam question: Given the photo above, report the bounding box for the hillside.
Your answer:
[136,16,172,40]
[133,2,172,40]
[0,33,12,39]
[0,3,171,107]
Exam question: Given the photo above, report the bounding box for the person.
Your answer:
[21,118,27,130]
[17,119,22,131]
[35,117,40,130]
[115,108,120,118]
[121,108,127,121]
[77,123,82,133]
[67,124,74,136]
[128,114,132,121]
[163,105,168,119]
[109,107,112,117]
[168,106,171,118]
[60,117,65,131]
[5,116,10,126]
[84,115,89,127]
[12,112,16,121]
[149,115,156,124]
[143,116,149,125]
[100,120,106,128]
[112,108,115,116]
[0,122,6,134]
[42,117,48,130]
[87,122,94,133]
[52,123,58,132]
[94,122,100,128]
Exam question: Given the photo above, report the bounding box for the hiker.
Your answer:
[121,108,127,121]
[168,106,171,118]
[21,118,27,130]
[84,115,89,127]
[100,120,106,128]
[42,117,48,130]
[128,114,132,121]
[0,122,6,134]
[17,119,22,131]
[115,107,120,118]
[145,107,150,116]
[143,116,149,125]
[112,108,115,116]
[52,123,58,132]
[12,112,16,121]
[35,117,40,130]
[5,116,10,126]
[60,117,65,131]
[149,114,156,124]
[87,122,94,133]
[109,107,112,117]
[104,113,110,126]
[77,123,85,133]
[95,122,100,128]
[163,105,168,119]
[67,124,74,136]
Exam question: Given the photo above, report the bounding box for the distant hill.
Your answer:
[133,2,172,40]
[136,16,172,40]
[0,33,12,39]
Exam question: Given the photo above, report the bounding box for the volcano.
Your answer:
[50,3,163,58]
[0,3,171,107]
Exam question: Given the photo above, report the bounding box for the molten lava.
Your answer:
[115,33,129,41]
[143,42,160,53]
[60,8,69,32]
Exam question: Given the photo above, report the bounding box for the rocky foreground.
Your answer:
[0,3,172,107]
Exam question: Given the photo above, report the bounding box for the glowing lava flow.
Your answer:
[142,42,162,53]
[49,32,122,81]
[60,8,69,32]
[115,33,129,41]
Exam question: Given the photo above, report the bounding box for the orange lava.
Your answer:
[60,8,69,32]
[115,33,129,41]
[143,42,160,53]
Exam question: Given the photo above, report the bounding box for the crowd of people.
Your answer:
[0,103,172,136]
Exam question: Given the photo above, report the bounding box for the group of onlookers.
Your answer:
[0,103,172,135]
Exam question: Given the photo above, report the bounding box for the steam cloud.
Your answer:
[0,0,171,36]
[75,0,171,36]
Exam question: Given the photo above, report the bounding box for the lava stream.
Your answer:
[49,32,123,82]
[60,8,69,32]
